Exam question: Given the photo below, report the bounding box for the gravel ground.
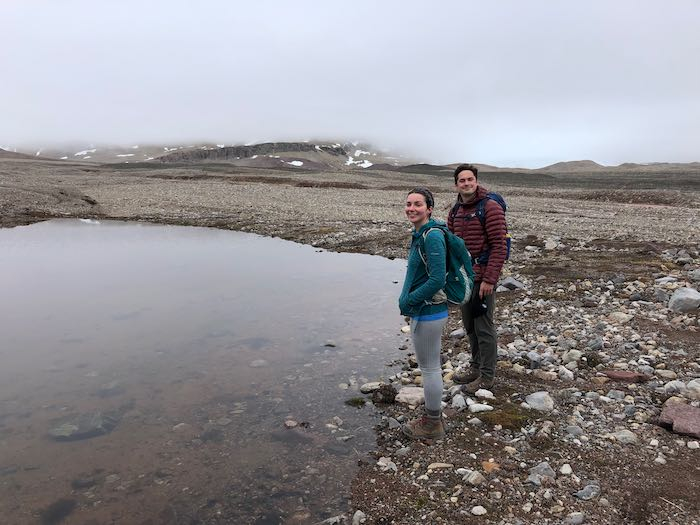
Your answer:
[1,159,699,524]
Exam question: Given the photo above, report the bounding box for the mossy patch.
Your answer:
[479,403,532,430]
[582,351,604,368]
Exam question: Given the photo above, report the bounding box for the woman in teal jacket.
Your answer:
[399,187,447,440]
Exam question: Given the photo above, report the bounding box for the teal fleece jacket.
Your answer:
[398,219,448,318]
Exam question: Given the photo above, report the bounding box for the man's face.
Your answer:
[455,170,478,199]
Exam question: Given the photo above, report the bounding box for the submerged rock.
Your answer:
[48,412,119,441]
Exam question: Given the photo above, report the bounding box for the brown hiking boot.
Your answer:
[453,367,480,385]
[464,375,495,394]
[401,415,445,440]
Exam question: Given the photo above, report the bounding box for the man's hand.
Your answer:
[479,281,494,299]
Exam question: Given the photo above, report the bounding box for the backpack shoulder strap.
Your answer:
[475,197,488,227]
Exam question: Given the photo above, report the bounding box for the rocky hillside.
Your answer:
[0,148,38,160]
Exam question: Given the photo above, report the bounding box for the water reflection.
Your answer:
[0,220,407,524]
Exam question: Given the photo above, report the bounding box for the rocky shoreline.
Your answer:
[1,159,699,524]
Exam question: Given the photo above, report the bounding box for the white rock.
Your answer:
[249,359,268,368]
[469,403,494,413]
[558,366,575,381]
[401,325,411,333]
[688,441,699,449]
[377,457,397,472]
[475,389,495,400]
[352,510,366,525]
[560,463,573,475]
[428,462,453,470]
[395,386,425,406]
[360,382,382,394]
[471,505,487,516]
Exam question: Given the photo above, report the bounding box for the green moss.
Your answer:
[583,351,603,368]
[415,496,428,508]
[479,403,532,430]
[345,397,367,408]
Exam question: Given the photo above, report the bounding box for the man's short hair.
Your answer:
[453,164,478,184]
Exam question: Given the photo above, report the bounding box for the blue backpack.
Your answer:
[449,192,511,265]
[418,224,475,305]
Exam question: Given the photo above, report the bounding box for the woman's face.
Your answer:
[405,193,432,227]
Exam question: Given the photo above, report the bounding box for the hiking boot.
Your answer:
[453,367,480,385]
[464,375,494,394]
[401,415,445,440]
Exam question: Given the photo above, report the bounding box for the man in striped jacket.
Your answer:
[448,164,507,393]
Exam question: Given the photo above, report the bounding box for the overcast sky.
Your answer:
[2,0,699,167]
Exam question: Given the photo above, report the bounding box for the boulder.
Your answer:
[658,403,700,438]
[668,287,700,313]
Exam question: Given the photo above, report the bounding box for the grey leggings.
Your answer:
[410,316,447,413]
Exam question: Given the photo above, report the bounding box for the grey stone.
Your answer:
[588,337,604,351]
[525,391,554,412]
[566,425,584,437]
[565,511,586,525]
[688,269,700,282]
[664,380,688,395]
[668,287,700,313]
[612,429,638,444]
[387,417,401,429]
[500,277,526,290]
[686,379,700,400]
[464,470,486,485]
[653,289,670,303]
[527,461,556,486]
[562,350,583,364]
[606,389,625,400]
[451,394,467,410]
[575,484,601,500]
[450,327,466,339]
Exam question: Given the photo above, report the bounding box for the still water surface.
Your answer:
[0,220,407,524]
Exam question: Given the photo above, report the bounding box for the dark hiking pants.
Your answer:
[460,282,497,379]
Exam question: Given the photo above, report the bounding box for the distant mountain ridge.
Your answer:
[3,143,699,173]
[0,148,39,160]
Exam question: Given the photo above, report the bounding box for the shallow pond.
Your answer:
[0,220,408,524]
